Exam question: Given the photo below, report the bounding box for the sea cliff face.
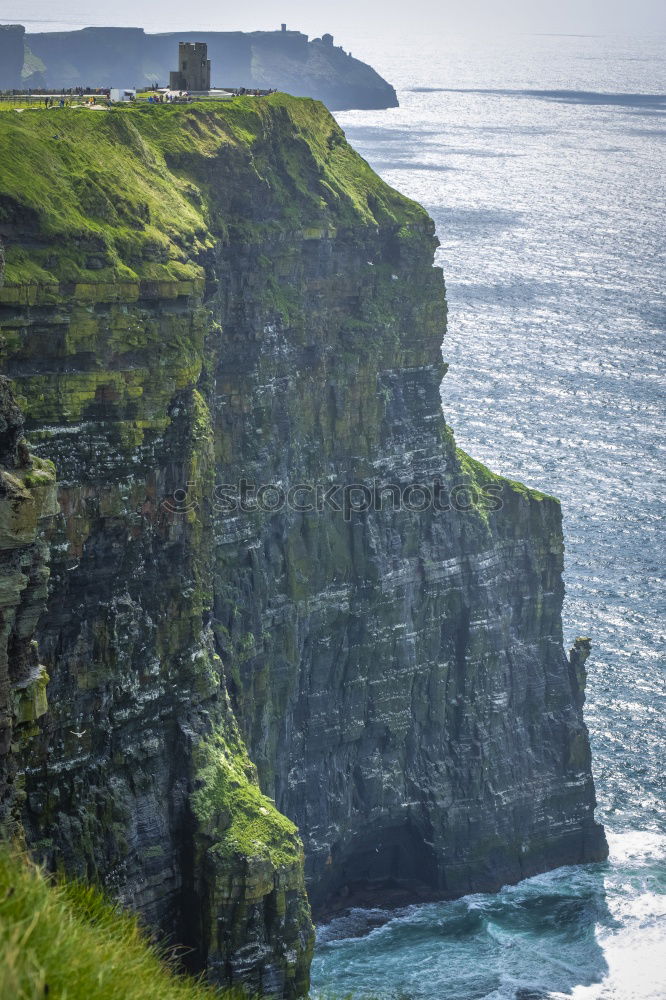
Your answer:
[0,374,57,836]
[0,96,606,995]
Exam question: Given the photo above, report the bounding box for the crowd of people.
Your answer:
[41,94,103,107]
[145,87,278,102]
[1,84,279,110]
[230,87,278,96]
[7,86,110,98]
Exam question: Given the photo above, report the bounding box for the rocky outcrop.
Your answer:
[201,221,608,916]
[0,95,606,994]
[16,26,398,110]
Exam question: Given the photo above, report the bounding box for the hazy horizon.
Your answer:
[1,0,665,40]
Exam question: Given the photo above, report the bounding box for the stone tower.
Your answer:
[169,41,211,92]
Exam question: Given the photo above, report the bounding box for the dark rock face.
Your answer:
[0,373,57,835]
[0,24,25,90]
[19,26,398,110]
[0,297,313,996]
[0,98,606,995]
[205,231,608,917]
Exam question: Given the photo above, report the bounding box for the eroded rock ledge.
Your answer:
[0,96,606,996]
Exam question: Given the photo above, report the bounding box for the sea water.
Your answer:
[312,32,665,1000]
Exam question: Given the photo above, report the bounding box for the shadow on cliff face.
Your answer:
[312,820,441,917]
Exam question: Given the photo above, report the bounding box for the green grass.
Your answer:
[192,718,303,869]
[0,95,428,294]
[456,447,557,504]
[0,846,371,999]
[0,845,237,1000]
[0,99,52,110]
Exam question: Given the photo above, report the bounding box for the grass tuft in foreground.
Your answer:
[0,844,232,1000]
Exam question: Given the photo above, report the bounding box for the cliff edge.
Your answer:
[0,96,606,995]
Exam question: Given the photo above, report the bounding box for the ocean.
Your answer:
[310,31,666,1000]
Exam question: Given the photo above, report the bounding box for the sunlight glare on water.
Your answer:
[312,31,666,1000]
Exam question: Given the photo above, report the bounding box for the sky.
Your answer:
[1,0,665,38]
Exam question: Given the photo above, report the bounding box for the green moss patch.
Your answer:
[0,108,211,290]
[192,719,303,870]
[456,447,558,505]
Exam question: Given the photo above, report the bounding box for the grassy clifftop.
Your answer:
[0,95,427,298]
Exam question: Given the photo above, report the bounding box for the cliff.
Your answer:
[0,96,606,995]
[10,26,398,111]
[0,369,57,837]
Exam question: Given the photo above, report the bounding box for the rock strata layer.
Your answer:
[0,96,606,994]
[0,373,57,836]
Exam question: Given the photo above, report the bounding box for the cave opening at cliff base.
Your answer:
[313,820,440,915]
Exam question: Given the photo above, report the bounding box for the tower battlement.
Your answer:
[169,41,210,91]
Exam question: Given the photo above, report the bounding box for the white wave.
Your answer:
[550,920,666,1000]
[606,829,666,867]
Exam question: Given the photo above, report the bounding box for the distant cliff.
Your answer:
[10,26,398,111]
[0,24,26,90]
[0,96,606,997]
